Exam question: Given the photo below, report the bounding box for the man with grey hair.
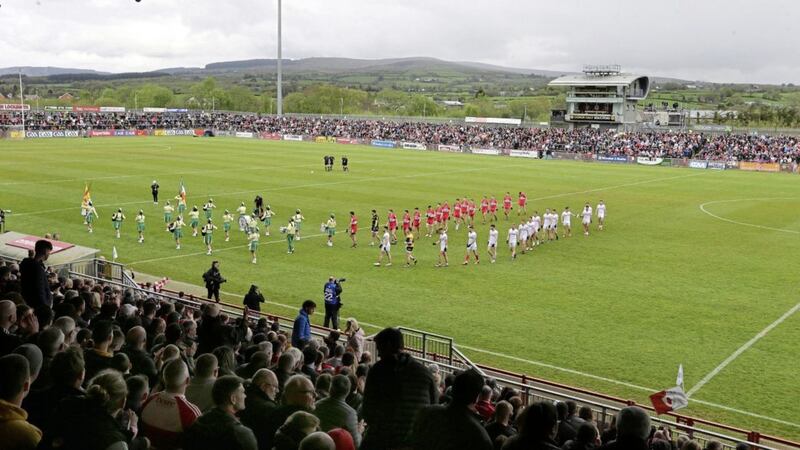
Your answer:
[299,431,336,450]
[52,316,76,346]
[0,300,21,356]
[261,375,316,450]
[599,406,650,450]
[313,374,361,447]
[240,368,279,447]
[140,359,202,450]
[186,353,218,412]
[34,327,64,388]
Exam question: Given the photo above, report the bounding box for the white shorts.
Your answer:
[467,243,477,251]
[440,245,447,253]
[598,214,605,220]
[582,218,591,225]
[508,241,517,248]
[381,244,391,253]
[563,221,571,227]
[487,242,496,249]
[520,233,528,241]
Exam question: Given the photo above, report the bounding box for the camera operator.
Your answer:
[202,260,226,302]
[0,209,8,233]
[323,276,345,329]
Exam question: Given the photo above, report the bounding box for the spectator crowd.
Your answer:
[0,239,759,450]
[1,111,799,163]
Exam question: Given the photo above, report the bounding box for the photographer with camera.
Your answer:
[0,209,9,233]
[202,260,226,302]
[323,276,345,329]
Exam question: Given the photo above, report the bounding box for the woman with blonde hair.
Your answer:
[344,318,365,361]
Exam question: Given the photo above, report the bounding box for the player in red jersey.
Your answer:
[453,198,463,230]
[412,207,422,238]
[459,199,468,224]
[480,196,489,224]
[518,191,528,216]
[503,192,513,220]
[467,198,476,226]
[434,203,443,230]
[387,209,398,243]
[402,209,411,235]
[489,196,498,222]
[349,211,358,247]
[425,205,436,237]
[441,201,450,230]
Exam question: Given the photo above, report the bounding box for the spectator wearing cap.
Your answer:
[599,407,650,450]
[184,375,257,450]
[140,359,201,450]
[0,354,41,449]
[313,374,361,448]
[410,368,492,450]
[121,326,158,386]
[19,239,53,309]
[361,327,438,450]
[240,368,279,447]
[328,428,356,450]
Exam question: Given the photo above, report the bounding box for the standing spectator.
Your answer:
[19,240,53,309]
[243,285,266,312]
[343,318,364,361]
[361,327,437,450]
[599,407,650,450]
[556,401,578,445]
[121,326,158,386]
[0,354,41,450]
[313,374,361,447]
[151,180,160,205]
[184,375,257,450]
[475,385,496,422]
[140,359,201,450]
[240,368,280,446]
[202,261,225,302]
[565,401,586,430]
[292,300,316,349]
[485,400,515,449]
[186,353,218,412]
[502,401,560,450]
[410,368,492,450]
[563,423,599,450]
[322,277,342,330]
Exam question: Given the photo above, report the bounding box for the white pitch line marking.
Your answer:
[686,301,800,398]
[699,198,800,235]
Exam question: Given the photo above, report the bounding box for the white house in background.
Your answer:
[442,100,463,107]
[548,65,650,130]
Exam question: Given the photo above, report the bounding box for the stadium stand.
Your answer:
[0,251,798,450]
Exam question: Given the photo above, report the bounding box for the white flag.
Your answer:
[112,246,118,261]
[676,364,684,389]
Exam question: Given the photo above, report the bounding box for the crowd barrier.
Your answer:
[6,127,799,174]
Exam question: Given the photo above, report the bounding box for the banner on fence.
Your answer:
[136,130,149,137]
[260,132,281,140]
[283,134,303,141]
[465,117,522,125]
[314,136,336,143]
[401,142,427,150]
[44,106,72,111]
[113,130,135,137]
[689,160,709,169]
[100,107,125,113]
[73,106,100,112]
[10,131,24,138]
[166,108,188,113]
[154,129,166,136]
[471,148,501,156]
[636,157,664,166]
[372,139,397,148]
[509,150,539,158]
[143,107,166,113]
[707,161,726,170]
[334,137,356,145]
[165,129,176,136]
[739,162,780,172]
[235,131,254,138]
[89,130,113,137]
[597,155,628,163]
[437,144,461,152]
[0,103,30,111]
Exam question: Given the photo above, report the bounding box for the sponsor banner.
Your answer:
[114,130,135,137]
[6,236,75,254]
[401,142,427,150]
[73,106,100,112]
[99,106,125,113]
[53,131,65,138]
[725,161,739,169]
[315,136,336,143]
[739,162,780,172]
[597,155,628,163]
[335,137,359,145]
[38,131,54,138]
[135,130,149,137]
[213,130,231,137]
[471,148,501,156]
[89,130,114,137]
[509,149,539,158]
[44,106,73,111]
[143,107,166,113]
[25,131,39,138]
[172,129,194,136]
[66,130,80,137]
[165,130,176,136]
[689,160,709,169]
[283,134,303,141]
[707,161,726,170]
[260,132,281,140]
[372,139,397,149]
[0,103,30,111]
[9,130,24,139]
[166,108,188,113]
[671,158,688,168]
[465,116,522,125]
[235,131,254,138]
[660,158,673,166]
[437,144,461,152]
[154,129,167,136]
[195,129,207,137]
[636,156,664,166]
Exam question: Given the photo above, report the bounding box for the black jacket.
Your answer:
[42,396,130,450]
[203,267,225,289]
[411,404,493,450]
[243,292,265,311]
[120,345,158,386]
[259,405,308,450]
[502,436,561,450]
[19,257,52,309]
[239,384,278,449]
[185,407,258,450]
[599,436,649,450]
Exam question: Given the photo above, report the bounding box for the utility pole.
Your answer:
[276,0,283,116]
[18,71,25,135]
[340,97,344,116]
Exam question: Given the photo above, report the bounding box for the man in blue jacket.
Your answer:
[323,277,343,330]
[291,300,316,348]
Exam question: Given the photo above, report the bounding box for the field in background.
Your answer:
[2,137,799,439]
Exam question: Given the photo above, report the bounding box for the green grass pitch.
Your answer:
[2,137,799,439]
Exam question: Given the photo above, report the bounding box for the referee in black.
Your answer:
[370,209,380,246]
[151,180,159,205]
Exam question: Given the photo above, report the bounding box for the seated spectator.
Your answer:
[24,347,85,431]
[410,368,492,450]
[328,428,356,450]
[0,354,41,450]
[273,411,320,450]
[475,385,496,422]
[240,368,280,447]
[0,300,22,356]
[343,318,364,362]
[237,351,270,380]
[52,316,77,346]
[681,441,701,450]
[556,401,578,445]
[361,327,437,450]
[13,344,43,385]
[125,375,149,415]
[140,359,201,450]
[34,327,65,389]
[121,326,158,386]
[186,353,218,413]
[313,374,361,447]
[275,352,296,391]
[599,407,650,450]
[485,400,516,449]
[260,375,317,450]
[578,406,594,425]
[502,401,560,450]
[315,373,332,400]
[184,375,257,450]
[563,423,599,450]
[300,431,337,450]
[83,320,115,382]
[302,346,320,383]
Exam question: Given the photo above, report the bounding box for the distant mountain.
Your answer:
[0,66,108,77]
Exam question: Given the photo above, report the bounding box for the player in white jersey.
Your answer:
[435,228,449,267]
[582,203,594,236]
[507,225,518,260]
[549,208,559,241]
[532,212,541,246]
[518,221,529,254]
[374,226,392,267]
[596,200,606,230]
[463,226,479,265]
[561,207,573,238]
[526,218,535,250]
[542,209,552,242]
[487,224,499,263]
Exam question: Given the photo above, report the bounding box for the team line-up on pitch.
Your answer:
[79,183,608,267]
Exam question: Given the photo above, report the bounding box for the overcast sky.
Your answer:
[0,0,797,84]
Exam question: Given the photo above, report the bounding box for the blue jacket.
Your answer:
[323,282,340,305]
[292,309,311,348]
